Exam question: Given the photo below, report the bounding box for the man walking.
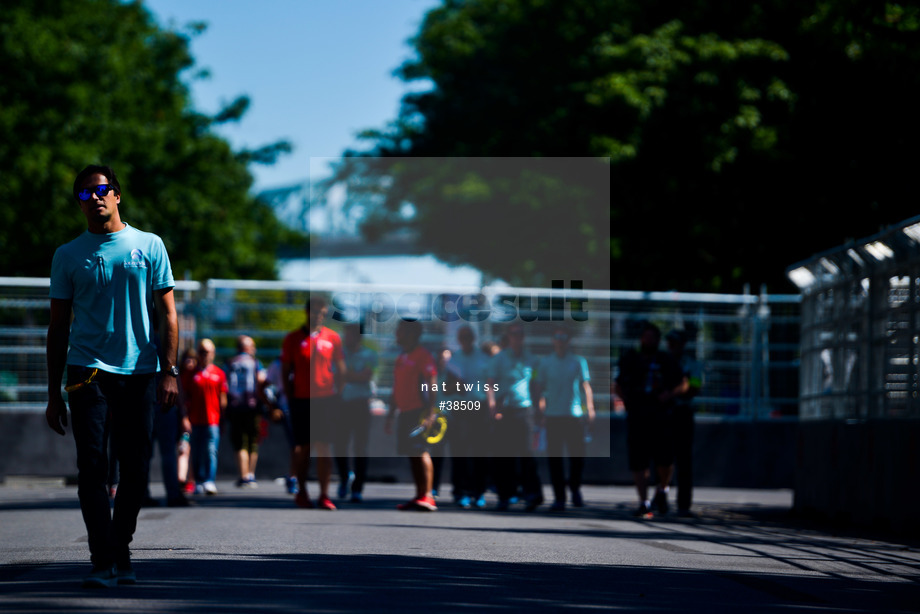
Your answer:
[487,323,544,512]
[614,322,684,517]
[226,335,267,488]
[385,319,440,511]
[282,296,345,510]
[536,326,595,512]
[46,165,178,587]
[335,322,378,502]
[448,325,491,509]
[187,338,227,496]
[666,329,701,517]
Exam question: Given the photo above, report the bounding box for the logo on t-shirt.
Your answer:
[124,249,147,268]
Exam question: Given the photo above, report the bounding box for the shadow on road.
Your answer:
[1,553,918,613]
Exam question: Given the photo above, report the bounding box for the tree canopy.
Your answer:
[0,0,300,280]
[333,0,920,292]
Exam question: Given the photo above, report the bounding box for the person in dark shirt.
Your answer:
[614,322,685,517]
[666,329,702,517]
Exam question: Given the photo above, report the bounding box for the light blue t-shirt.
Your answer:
[341,345,378,401]
[450,348,491,401]
[537,352,591,417]
[488,349,539,409]
[50,223,174,375]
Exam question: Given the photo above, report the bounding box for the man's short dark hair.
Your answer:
[307,296,328,313]
[552,324,572,339]
[397,319,423,342]
[641,321,661,338]
[73,165,121,201]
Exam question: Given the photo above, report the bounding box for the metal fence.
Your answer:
[788,214,920,420]
[0,278,202,412]
[1,277,800,419]
[605,287,801,419]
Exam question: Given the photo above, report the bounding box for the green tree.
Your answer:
[333,0,920,291]
[0,0,301,280]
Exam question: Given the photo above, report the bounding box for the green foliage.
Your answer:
[335,0,920,291]
[0,0,299,280]
[329,157,608,287]
[227,289,306,334]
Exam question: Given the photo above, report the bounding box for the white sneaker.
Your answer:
[203,481,218,495]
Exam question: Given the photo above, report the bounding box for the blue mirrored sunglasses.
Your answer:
[76,184,115,201]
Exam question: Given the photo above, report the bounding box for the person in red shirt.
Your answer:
[177,348,197,494]
[385,319,439,511]
[281,296,345,510]
[186,338,227,495]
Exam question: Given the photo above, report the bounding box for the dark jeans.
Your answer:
[154,402,181,501]
[492,407,541,501]
[67,367,155,567]
[334,398,371,494]
[674,406,695,511]
[545,416,586,503]
[448,407,490,498]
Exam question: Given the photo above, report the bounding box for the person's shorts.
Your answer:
[396,408,429,457]
[289,396,337,445]
[228,410,261,453]
[626,411,675,471]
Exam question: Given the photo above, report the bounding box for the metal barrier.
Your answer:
[0,278,200,412]
[0,277,799,418]
[604,287,801,419]
[789,215,920,420]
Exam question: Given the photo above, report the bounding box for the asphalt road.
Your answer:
[1,480,918,613]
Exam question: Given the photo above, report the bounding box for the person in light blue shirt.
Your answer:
[335,323,378,502]
[535,327,595,511]
[49,221,174,374]
[46,165,178,588]
[486,323,543,511]
[448,325,492,508]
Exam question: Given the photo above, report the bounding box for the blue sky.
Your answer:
[142,0,438,192]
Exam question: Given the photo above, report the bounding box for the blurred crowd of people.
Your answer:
[128,298,699,518]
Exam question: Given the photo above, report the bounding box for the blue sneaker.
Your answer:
[350,492,363,503]
[524,493,544,512]
[285,477,299,495]
[474,495,487,509]
[116,562,137,585]
[457,496,472,509]
[338,471,355,500]
[82,565,117,588]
